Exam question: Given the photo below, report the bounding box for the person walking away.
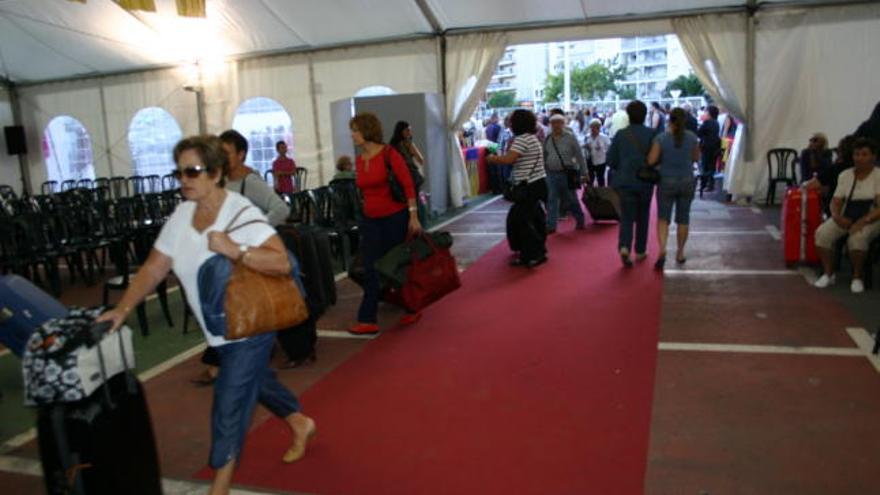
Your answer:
[608,100,657,267]
[488,109,548,268]
[649,102,666,132]
[97,135,315,495]
[192,130,291,386]
[585,118,612,187]
[390,121,428,224]
[682,103,699,134]
[812,138,880,294]
[485,113,502,144]
[271,141,297,194]
[646,108,700,270]
[697,105,722,193]
[544,113,586,233]
[348,113,422,335]
[608,104,630,138]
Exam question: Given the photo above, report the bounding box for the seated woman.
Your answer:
[799,133,833,182]
[813,138,880,294]
[330,155,356,184]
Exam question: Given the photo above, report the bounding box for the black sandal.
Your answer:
[654,256,666,271]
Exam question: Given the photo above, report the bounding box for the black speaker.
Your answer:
[4,126,27,155]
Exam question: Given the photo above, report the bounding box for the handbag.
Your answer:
[623,129,660,184]
[199,206,309,340]
[381,146,407,203]
[547,135,580,190]
[503,137,542,203]
[842,173,876,221]
[383,234,461,312]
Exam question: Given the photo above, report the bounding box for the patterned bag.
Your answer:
[22,307,135,406]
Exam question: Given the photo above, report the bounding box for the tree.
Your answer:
[543,58,632,104]
[665,73,706,97]
[487,90,516,108]
[617,86,637,100]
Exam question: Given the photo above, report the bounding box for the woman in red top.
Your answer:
[349,113,422,335]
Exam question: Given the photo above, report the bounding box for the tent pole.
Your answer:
[307,55,325,186]
[98,80,115,177]
[7,83,33,195]
[745,0,757,163]
[195,89,207,134]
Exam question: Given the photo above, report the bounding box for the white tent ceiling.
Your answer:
[0,0,856,84]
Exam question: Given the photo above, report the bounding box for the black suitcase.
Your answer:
[277,225,337,313]
[33,319,161,495]
[582,186,621,222]
[276,303,318,362]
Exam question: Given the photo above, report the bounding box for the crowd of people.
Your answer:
[486,100,725,270]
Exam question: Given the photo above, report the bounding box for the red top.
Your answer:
[356,145,416,219]
[272,156,297,193]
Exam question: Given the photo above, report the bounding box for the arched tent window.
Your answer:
[355,85,396,97]
[128,107,183,177]
[231,97,293,181]
[42,116,95,184]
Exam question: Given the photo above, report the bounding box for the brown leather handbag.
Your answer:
[223,207,309,340]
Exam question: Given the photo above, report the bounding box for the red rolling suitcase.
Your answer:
[782,186,821,266]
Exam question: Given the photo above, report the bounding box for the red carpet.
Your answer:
[197,221,663,495]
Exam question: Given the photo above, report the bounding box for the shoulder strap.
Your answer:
[548,134,568,169]
[224,205,256,233]
[240,174,247,195]
[845,171,858,207]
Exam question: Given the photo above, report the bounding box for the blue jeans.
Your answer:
[358,208,410,323]
[546,171,584,230]
[617,187,654,255]
[210,332,300,469]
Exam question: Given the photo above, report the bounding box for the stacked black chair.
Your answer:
[109,176,129,200]
[41,181,58,195]
[765,148,798,205]
[294,168,308,191]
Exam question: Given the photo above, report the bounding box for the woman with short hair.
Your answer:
[98,135,315,495]
[813,138,880,294]
[348,113,422,334]
[487,109,549,268]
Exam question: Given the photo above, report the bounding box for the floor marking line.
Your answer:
[751,206,762,214]
[450,232,506,236]
[664,269,798,276]
[765,224,782,241]
[0,455,276,494]
[428,195,503,232]
[317,329,377,340]
[845,327,880,374]
[659,341,864,357]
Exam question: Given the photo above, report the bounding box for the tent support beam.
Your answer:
[415,0,444,34]
[6,83,32,195]
[307,55,325,186]
[745,0,757,163]
[98,81,115,176]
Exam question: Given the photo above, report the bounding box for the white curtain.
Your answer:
[445,32,508,207]
[745,4,880,203]
[673,14,750,197]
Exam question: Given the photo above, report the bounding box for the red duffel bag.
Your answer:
[385,234,462,312]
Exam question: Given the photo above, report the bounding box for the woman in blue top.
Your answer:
[607,100,657,266]
[647,108,701,270]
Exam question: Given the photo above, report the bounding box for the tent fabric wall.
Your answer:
[672,13,749,197]
[745,3,880,202]
[0,87,23,195]
[18,81,110,187]
[445,32,508,207]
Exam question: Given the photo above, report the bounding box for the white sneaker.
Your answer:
[814,274,835,288]
[851,279,865,294]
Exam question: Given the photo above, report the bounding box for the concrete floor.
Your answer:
[1,192,878,494]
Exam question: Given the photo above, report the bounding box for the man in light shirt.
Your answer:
[584,118,613,187]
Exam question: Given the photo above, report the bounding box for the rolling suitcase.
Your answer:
[782,186,821,266]
[25,311,161,495]
[0,274,69,357]
[582,186,620,222]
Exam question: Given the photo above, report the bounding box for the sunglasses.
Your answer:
[172,165,208,180]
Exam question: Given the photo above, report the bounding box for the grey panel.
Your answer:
[329,98,356,165]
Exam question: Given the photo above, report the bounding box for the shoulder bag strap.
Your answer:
[224,205,252,232]
[549,134,569,170]
[844,172,858,210]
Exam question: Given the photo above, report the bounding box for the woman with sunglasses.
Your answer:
[799,133,833,182]
[97,135,315,495]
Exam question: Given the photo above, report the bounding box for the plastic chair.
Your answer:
[765,148,798,205]
[294,168,308,191]
[109,176,129,199]
[144,175,161,193]
[41,181,58,195]
[127,175,146,196]
[161,173,179,192]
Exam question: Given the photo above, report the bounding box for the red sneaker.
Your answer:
[398,312,422,326]
[348,323,380,335]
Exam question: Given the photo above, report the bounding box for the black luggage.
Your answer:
[0,274,69,357]
[582,186,621,222]
[505,200,546,259]
[27,316,161,495]
[276,303,318,362]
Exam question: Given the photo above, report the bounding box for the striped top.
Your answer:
[510,134,546,183]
